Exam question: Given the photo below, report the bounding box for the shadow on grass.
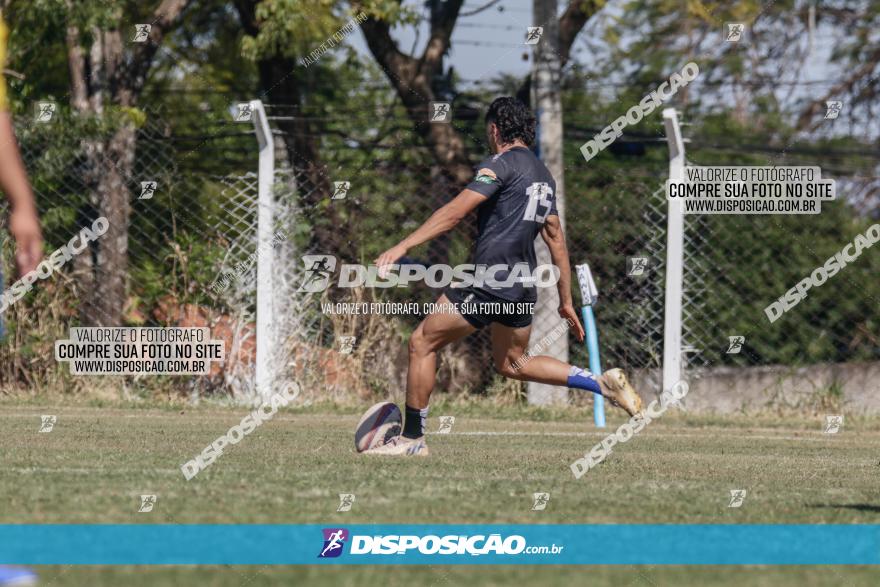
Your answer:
[808,503,880,513]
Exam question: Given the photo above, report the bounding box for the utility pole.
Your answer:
[662,108,685,395]
[528,0,568,406]
[251,100,276,401]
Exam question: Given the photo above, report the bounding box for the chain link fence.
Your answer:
[5,98,878,401]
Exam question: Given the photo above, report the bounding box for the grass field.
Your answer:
[2,398,879,585]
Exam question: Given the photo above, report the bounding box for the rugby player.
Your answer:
[368,97,642,456]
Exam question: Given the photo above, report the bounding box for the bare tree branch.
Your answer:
[423,0,464,70]
[795,45,880,132]
[518,0,607,104]
[355,0,471,183]
[559,0,605,65]
[117,0,193,105]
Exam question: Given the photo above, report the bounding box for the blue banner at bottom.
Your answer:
[1,524,877,565]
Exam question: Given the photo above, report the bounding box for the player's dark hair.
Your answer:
[485,97,536,146]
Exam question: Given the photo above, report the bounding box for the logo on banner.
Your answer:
[318,528,349,558]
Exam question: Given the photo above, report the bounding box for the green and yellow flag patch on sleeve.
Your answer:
[474,167,498,184]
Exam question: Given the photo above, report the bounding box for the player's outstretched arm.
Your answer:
[373,188,486,275]
[540,214,585,341]
[0,111,42,276]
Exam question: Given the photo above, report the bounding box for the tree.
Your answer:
[6,0,194,325]
[235,0,377,256]
[794,3,880,132]
[352,0,608,185]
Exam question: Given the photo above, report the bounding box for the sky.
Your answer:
[347,0,554,86]
[344,0,878,143]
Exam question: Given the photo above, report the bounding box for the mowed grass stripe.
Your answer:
[2,405,878,525]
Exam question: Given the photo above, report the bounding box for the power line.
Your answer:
[454,39,527,48]
[456,22,522,30]
[460,0,505,17]
[141,76,853,98]
[690,141,880,159]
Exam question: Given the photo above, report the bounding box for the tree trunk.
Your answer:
[86,125,134,325]
[254,58,349,257]
[63,1,191,325]
[70,30,132,327]
[234,1,350,258]
[528,0,569,406]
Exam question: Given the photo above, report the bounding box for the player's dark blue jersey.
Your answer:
[463,146,558,302]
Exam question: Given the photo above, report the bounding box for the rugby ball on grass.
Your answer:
[355,402,402,452]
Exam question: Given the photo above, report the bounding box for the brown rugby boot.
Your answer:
[598,368,644,417]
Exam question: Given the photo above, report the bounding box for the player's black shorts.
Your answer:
[444,286,534,329]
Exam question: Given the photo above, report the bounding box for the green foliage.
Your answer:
[559,78,880,368]
[3,0,878,393]
[130,229,227,308]
[240,0,417,61]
